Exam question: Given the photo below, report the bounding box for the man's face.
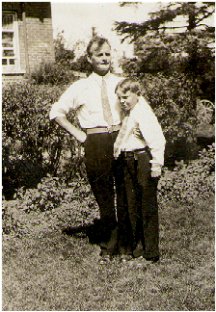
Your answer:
[87,42,111,76]
[116,89,139,112]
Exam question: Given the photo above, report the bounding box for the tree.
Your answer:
[115,2,215,42]
[115,2,215,161]
[115,2,215,101]
[54,31,75,66]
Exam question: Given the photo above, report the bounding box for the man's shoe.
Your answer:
[145,256,160,263]
[107,228,118,254]
[132,241,144,258]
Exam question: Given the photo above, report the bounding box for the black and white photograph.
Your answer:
[2,1,215,310]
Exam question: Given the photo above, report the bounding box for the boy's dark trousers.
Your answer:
[118,150,160,259]
[84,131,126,255]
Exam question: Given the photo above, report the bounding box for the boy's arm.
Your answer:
[138,104,166,177]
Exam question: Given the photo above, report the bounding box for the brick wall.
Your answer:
[2,2,55,77]
[24,2,55,73]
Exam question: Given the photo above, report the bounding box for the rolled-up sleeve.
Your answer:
[137,102,166,167]
[49,81,81,120]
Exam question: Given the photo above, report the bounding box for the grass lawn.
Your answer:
[2,195,215,311]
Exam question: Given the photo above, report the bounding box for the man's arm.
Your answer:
[55,116,87,143]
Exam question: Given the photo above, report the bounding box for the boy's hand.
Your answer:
[133,127,142,139]
[151,170,161,178]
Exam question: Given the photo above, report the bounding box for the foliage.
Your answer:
[2,200,29,236]
[14,177,95,216]
[3,82,63,165]
[70,54,92,75]
[3,144,214,237]
[158,143,215,204]
[140,73,197,143]
[15,176,68,213]
[30,61,76,86]
[31,32,86,85]
[2,177,97,236]
[54,31,76,66]
[115,2,215,101]
[115,3,215,42]
[54,31,92,75]
[2,82,86,198]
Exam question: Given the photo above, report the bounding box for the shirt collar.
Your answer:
[90,72,111,84]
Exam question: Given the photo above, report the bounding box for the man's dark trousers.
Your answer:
[84,131,125,255]
[120,150,160,259]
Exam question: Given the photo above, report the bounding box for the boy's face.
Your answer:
[116,89,139,112]
[87,42,111,76]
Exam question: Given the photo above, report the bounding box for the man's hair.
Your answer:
[87,36,111,56]
[115,78,141,96]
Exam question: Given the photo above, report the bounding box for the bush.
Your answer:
[16,176,68,213]
[3,82,63,166]
[158,143,215,204]
[2,177,98,236]
[2,200,28,236]
[141,73,197,142]
[30,61,76,85]
[138,73,198,164]
[2,82,85,197]
[3,145,214,237]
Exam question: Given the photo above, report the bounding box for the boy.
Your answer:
[114,78,166,263]
[49,36,124,261]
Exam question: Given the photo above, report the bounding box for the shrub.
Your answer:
[158,143,215,204]
[140,73,197,142]
[2,200,29,236]
[15,176,95,214]
[3,177,98,236]
[30,61,76,85]
[3,82,63,166]
[2,82,85,197]
[3,145,214,236]
[16,176,68,213]
[138,73,198,164]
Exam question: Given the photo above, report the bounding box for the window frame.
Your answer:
[2,10,21,73]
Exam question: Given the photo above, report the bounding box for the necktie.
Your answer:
[101,77,113,126]
[114,114,130,158]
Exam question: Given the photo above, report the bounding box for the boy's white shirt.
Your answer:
[114,96,166,173]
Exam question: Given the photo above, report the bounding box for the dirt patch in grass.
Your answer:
[2,196,215,311]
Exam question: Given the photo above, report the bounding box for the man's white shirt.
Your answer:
[49,72,123,128]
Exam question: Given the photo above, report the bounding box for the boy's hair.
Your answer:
[87,36,111,56]
[115,78,141,96]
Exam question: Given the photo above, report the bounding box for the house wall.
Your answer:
[2,2,55,77]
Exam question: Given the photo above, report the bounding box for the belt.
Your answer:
[121,147,148,158]
[86,124,121,134]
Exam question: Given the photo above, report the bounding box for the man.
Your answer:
[49,36,124,261]
[114,78,166,263]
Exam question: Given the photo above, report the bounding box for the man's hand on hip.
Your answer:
[77,130,87,143]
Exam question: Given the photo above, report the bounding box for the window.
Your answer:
[2,11,20,72]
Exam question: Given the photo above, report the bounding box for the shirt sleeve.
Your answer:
[49,80,83,120]
[137,99,166,168]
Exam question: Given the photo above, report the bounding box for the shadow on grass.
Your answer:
[62,219,105,246]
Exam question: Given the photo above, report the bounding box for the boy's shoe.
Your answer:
[119,254,133,263]
[145,256,160,263]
